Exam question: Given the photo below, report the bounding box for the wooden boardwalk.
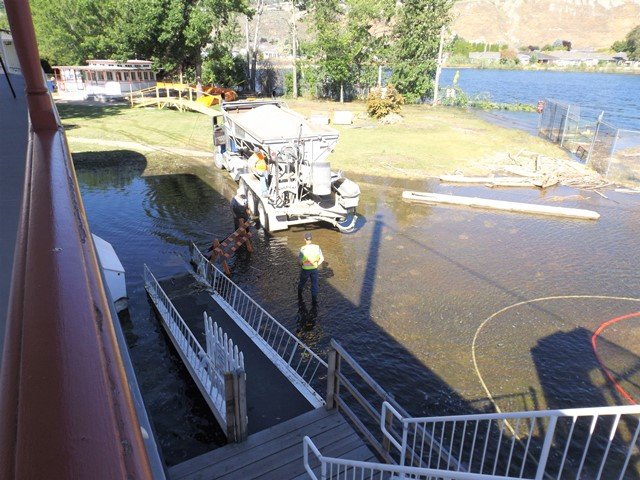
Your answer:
[158,272,314,434]
[168,407,377,480]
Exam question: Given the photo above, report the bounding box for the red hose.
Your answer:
[591,311,640,404]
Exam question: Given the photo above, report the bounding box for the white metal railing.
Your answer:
[144,264,246,439]
[381,401,640,479]
[304,436,504,480]
[190,243,327,406]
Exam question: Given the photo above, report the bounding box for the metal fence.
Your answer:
[190,243,328,407]
[592,127,640,185]
[381,401,640,479]
[538,100,640,186]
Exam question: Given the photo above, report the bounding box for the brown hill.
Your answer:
[451,0,640,49]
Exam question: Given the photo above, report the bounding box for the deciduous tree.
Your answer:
[389,0,453,103]
[612,25,640,60]
[30,0,250,84]
[307,0,391,102]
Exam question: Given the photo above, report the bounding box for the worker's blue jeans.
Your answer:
[298,268,318,298]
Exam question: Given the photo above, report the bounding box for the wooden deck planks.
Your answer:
[169,408,377,480]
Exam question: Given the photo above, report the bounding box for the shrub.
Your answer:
[366,84,404,119]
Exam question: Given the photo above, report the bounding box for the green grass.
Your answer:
[58,103,214,152]
[58,100,569,179]
[284,100,568,177]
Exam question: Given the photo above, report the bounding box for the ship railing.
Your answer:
[324,339,458,471]
[380,401,640,479]
[190,243,327,407]
[143,264,248,441]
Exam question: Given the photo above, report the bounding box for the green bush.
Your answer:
[440,86,469,107]
[366,85,404,119]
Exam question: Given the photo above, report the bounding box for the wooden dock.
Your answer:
[168,407,377,480]
[151,267,380,479]
[158,272,314,434]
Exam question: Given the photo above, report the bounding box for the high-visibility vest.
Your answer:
[251,152,267,172]
[300,244,323,270]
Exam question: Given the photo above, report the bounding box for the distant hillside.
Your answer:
[451,0,640,49]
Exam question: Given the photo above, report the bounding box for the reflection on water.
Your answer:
[77,159,640,465]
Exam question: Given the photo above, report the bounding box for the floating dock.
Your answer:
[144,245,379,478]
[157,271,313,434]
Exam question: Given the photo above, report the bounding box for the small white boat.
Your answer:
[92,234,128,312]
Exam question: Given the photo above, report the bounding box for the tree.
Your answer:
[612,25,640,60]
[243,0,264,92]
[307,0,391,102]
[288,0,306,98]
[389,0,453,103]
[0,4,9,30]
[307,0,352,102]
[499,48,518,64]
[30,0,120,65]
[29,0,250,84]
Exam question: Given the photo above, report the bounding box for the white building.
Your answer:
[0,30,20,73]
[53,59,156,100]
[468,52,501,63]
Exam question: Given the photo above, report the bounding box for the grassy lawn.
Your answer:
[58,103,214,153]
[58,99,569,179]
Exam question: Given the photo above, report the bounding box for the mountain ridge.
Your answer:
[451,0,640,49]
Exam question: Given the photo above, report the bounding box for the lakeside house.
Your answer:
[53,59,156,100]
[460,48,639,70]
[533,50,639,69]
[468,51,500,64]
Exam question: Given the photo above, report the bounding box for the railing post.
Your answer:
[382,407,394,453]
[587,111,604,166]
[325,345,339,409]
[224,369,248,442]
[224,372,237,441]
[535,416,557,480]
[236,369,248,442]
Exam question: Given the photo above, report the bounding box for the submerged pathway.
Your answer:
[159,272,313,433]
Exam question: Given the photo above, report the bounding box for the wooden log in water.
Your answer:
[439,175,538,188]
[402,191,600,220]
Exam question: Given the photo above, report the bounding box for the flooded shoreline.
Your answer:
[76,156,640,465]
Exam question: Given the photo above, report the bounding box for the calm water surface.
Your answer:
[440,68,640,131]
[77,159,640,466]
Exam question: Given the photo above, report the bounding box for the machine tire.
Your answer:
[239,178,248,195]
[258,200,270,232]
[214,152,225,169]
[247,189,258,215]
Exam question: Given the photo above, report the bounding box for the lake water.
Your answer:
[76,156,640,468]
[440,68,640,131]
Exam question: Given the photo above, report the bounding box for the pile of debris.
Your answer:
[500,149,610,190]
[442,150,611,195]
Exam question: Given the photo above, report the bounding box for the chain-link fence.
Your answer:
[539,99,593,154]
[598,128,640,185]
[539,99,640,186]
